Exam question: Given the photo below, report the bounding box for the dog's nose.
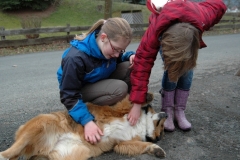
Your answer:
[159,112,168,119]
[165,113,168,118]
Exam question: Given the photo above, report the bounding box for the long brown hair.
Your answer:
[75,17,132,42]
[161,22,200,82]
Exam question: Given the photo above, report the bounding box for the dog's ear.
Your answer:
[141,93,154,111]
[146,92,154,103]
[141,104,152,114]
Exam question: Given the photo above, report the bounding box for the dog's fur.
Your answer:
[0,93,167,160]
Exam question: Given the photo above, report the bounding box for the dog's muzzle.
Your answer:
[159,112,168,119]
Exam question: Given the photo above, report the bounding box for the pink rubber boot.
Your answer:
[174,89,191,131]
[160,89,175,132]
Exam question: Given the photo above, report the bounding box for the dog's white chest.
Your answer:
[101,115,147,141]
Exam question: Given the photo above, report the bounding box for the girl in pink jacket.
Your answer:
[128,0,227,131]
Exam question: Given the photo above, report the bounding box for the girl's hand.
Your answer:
[84,121,104,144]
[129,55,135,68]
[127,103,141,126]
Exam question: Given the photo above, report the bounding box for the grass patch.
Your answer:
[0,12,21,29]
[0,0,150,28]
[42,0,104,26]
[0,0,150,41]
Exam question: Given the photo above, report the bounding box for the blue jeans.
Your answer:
[159,47,193,91]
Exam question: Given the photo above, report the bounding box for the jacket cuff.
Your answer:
[81,116,95,126]
[121,51,135,61]
[129,90,147,104]
[68,100,95,126]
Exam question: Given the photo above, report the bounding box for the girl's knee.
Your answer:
[114,81,128,99]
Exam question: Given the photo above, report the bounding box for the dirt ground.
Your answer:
[6,5,56,19]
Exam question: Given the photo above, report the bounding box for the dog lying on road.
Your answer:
[0,93,167,160]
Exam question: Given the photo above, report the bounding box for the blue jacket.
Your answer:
[57,30,134,126]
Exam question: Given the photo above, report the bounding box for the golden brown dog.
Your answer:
[0,93,167,160]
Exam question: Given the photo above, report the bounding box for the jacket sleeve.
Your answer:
[130,14,160,104]
[117,51,136,63]
[199,0,227,31]
[121,51,135,61]
[60,49,94,126]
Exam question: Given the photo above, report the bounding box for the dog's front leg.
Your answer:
[113,140,166,158]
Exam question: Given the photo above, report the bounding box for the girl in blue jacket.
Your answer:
[57,17,134,144]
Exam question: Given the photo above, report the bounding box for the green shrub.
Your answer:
[0,0,59,11]
[20,16,41,29]
[20,0,55,11]
[0,0,21,10]
[20,16,41,39]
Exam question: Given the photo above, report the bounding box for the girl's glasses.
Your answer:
[107,37,125,54]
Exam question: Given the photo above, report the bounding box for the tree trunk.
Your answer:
[104,0,112,19]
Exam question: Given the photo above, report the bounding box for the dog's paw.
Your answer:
[149,144,166,158]
[146,92,154,103]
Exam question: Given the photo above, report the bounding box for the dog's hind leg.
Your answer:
[113,140,166,158]
[29,155,49,160]
[0,135,29,160]
[48,144,91,160]
[0,114,59,160]
[65,145,91,160]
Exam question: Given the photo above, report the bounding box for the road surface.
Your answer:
[0,34,240,160]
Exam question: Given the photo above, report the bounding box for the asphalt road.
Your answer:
[0,34,240,160]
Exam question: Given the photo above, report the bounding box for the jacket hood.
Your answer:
[70,30,106,60]
[147,0,171,14]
